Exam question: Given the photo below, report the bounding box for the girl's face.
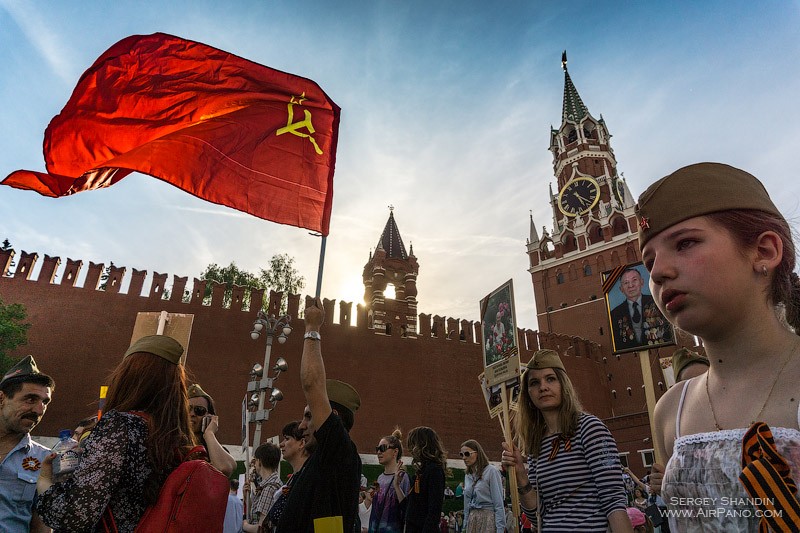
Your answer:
[526,368,562,411]
[642,216,760,339]
[376,438,396,465]
[188,397,210,434]
[459,446,478,468]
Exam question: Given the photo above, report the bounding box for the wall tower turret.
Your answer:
[362,208,419,336]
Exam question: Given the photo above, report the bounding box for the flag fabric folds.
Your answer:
[2,32,340,235]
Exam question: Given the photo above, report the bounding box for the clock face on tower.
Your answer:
[612,177,625,207]
[557,176,600,217]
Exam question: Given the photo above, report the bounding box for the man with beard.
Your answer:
[0,356,54,532]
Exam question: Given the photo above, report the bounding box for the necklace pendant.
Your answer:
[714,422,722,431]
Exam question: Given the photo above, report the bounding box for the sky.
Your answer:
[1,1,799,331]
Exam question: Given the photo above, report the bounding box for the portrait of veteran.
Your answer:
[609,266,672,351]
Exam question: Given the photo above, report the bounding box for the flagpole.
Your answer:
[315,235,327,298]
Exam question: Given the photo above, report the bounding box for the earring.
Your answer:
[762,265,768,277]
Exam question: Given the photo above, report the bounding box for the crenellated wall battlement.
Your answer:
[0,245,619,462]
[0,247,604,360]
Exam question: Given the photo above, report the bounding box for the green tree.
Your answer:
[200,261,265,309]
[0,298,30,375]
[200,255,305,313]
[258,254,306,299]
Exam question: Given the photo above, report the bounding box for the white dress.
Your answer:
[662,379,800,532]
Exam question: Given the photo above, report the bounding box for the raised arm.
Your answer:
[301,297,332,430]
[201,416,236,476]
[623,467,648,492]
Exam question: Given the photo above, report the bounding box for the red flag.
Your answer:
[3,33,339,235]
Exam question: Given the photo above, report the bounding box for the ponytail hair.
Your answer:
[383,427,404,459]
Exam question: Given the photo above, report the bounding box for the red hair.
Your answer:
[104,352,195,504]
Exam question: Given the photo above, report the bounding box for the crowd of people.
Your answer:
[2,161,800,532]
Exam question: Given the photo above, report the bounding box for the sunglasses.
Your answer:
[191,406,208,417]
[375,444,396,453]
[459,451,474,458]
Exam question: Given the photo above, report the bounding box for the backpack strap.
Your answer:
[100,503,118,533]
[182,445,209,462]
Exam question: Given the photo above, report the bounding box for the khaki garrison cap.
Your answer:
[636,162,782,249]
[0,355,53,388]
[326,379,361,412]
[124,335,184,365]
[523,349,565,373]
[672,348,709,380]
[188,383,213,403]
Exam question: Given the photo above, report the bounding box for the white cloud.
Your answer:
[0,0,77,85]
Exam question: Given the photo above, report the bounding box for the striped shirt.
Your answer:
[522,413,627,532]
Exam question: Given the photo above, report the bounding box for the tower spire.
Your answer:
[376,208,408,259]
[561,51,589,123]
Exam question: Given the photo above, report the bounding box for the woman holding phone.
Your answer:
[35,335,197,532]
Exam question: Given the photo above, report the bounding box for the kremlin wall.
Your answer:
[0,244,654,470]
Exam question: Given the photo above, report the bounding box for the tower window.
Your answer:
[556,272,565,284]
[567,129,577,144]
[583,264,592,276]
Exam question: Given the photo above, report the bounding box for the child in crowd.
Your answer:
[640,163,800,531]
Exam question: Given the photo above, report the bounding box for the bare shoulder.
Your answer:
[770,347,800,428]
[653,381,686,461]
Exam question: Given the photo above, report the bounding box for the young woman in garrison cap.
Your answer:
[34,335,197,532]
[638,163,800,532]
[501,350,631,532]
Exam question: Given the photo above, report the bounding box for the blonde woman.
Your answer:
[460,439,504,533]
[501,350,631,532]
[369,428,409,532]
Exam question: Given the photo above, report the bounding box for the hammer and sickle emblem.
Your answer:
[276,93,323,155]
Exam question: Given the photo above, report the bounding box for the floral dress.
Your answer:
[662,380,800,532]
[36,410,153,532]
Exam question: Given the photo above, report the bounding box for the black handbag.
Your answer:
[644,503,665,527]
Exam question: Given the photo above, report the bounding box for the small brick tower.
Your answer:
[362,208,419,336]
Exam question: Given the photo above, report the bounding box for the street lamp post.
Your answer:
[244,309,290,520]
[248,309,291,447]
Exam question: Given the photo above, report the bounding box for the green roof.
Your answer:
[562,69,589,123]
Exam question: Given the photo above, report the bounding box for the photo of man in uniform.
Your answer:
[608,266,673,352]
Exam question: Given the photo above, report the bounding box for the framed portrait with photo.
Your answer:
[602,262,675,354]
